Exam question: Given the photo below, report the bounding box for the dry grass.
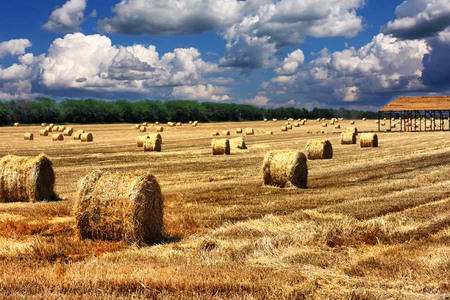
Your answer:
[0,120,449,299]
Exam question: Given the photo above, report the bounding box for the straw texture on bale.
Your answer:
[306,140,333,159]
[245,128,254,135]
[262,151,307,188]
[137,134,162,147]
[0,154,55,202]
[230,137,247,150]
[360,133,378,148]
[74,170,163,245]
[52,133,63,141]
[236,128,243,134]
[143,138,162,152]
[39,129,49,136]
[211,139,230,155]
[24,133,34,140]
[80,133,93,142]
[340,132,356,144]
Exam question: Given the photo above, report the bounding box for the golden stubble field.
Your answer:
[0,119,449,299]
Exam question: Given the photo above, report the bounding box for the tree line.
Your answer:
[0,98,378,125]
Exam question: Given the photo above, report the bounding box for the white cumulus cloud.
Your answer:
[172,84,230,101]
[43,0,87,33]
[0,39,32,58]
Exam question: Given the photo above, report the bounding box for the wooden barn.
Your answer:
[378,95,450,132]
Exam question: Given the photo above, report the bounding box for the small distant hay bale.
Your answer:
[156,126,164,132]
[285,122,290,126]
[245,128,254,135]
[74,170,163,245]
[41,123,47,127]
[266,131,273,135]
[168,122,175,127]
[73,132,82,140]
[80,133,93,142]
[143,122,148,126]
[272,119,278,122]
[192,121,199,127]
[45,126,52,132]
[349,121,355,125]
[139,126,147,132]
[63,128,73,136]
[360,133,378,148]
[293,122,300,127]
[222,130,230,136]
[288,118,294,121]
[13,122,19,127]
[0,154,56,202]
[262,151,307,188]
[135,124,141,129]
[189,121,193,124]
[306,140,333,159]
[76,129,85,134]
[52,133,64,141]
[236,128,243,133]
[53,125,59,132]
[381,122,386,126]
[230,137,247,150]
[362,118,366,121]
[281,126,288,132]
[24,133,34,140]
[300,120,306,125]
[58,126,65,132]
[340,132,356,145]
[211,139,230,155]
[375,120,379,124]
[155,121,159,125]
[335,124,341,129]
[322,123,328,127]
[211,132,219,137]
[286,124,293,130]
[263,118,268,122]
[39,129,49,136]
[176,122,182,126]
[345,126,358,136]
[330,121,335,125]
[49,123,55,128]
[143,138,162,152]
[316,118,321,122]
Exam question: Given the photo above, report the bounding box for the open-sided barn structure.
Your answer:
[378,96,450,132]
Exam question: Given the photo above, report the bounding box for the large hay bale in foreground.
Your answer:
[74,170,163,244]
[340,132,356,144]
[24,133,34,140]
[52,133,64,141]
[262,151,307,188]
[211,139,230,155]
[360,133,378,148]
[143,138,162,152]
[306,140,333,159]
[0,154,55,202]
[80,133,93,142]
[136,134,162,147]
[230,137,247,150]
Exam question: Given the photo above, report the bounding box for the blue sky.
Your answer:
[1,0,449,110]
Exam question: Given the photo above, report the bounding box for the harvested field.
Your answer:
[0,120,449,299]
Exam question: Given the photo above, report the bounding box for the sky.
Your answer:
[0,0,450,110]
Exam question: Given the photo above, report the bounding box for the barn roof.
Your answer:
[379,96,450,111]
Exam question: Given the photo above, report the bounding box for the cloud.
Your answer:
[0,39,32,58]
[100,0,243,35]
[384,0,450,39]
[42,0,87,33]
[421,28,450,88]
[262,34,430,107]
[276,49,305,75]
[172,84,230,101]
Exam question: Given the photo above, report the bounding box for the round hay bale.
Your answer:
[168,122,175,127]
[24,133,34,140]
[335,124,341,129]
[263,118,268,122]
[143,138,162,152]
[360,133,378,148]
[192,121,199,127]
[139,126,147,132]
[236,128,243,134]
[74,170,163,244]
[52,133,64,141]
[349,121,355,125]
[230,137,247,150]
[281,126,288,132]
[135,124,141,129]
[262,151,307,188]
[286,124,293,130]
[285,122,290,126]
[63,128,73,136]
[53,125,60,132]
[155,121,159,125]
[266,131,273,135]
[340,132,356,144]
[222,130,230,136]
[58,126,65,132]
[211,139,230,155]
[13,122,19,127]
[142,122,148,126]
[45,126,53,132]
[73,132,82,140]
[156,126,164,132]
[0,154,56,202]
[293,122,300,127]
[76,129,85,134]
[211,132,220,137]
[136,134,162,147]
[272,119,278,122]
[176,122,182,126]
[306,140,333,159]
[345,126,358,136]
[245,128,254,135]
[189,121,193,124]
[80,132,93,142]
[362,118,366,121]
[41,123,47,127]
[39,129,49,136]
